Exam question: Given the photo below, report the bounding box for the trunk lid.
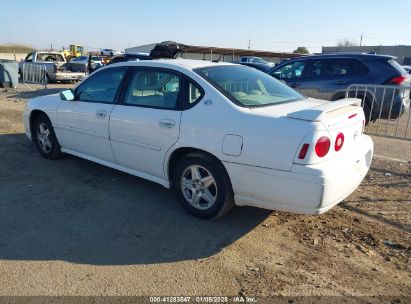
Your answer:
[287,98,365,165]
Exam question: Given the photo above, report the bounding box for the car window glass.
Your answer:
[36,53,65,62]
[324,59,352,77]
[352,59,369,75]
[195,65,304,107]
[272,61,306,79]
[188,82,202,104]
[75,67,127,103]
[124,69,181,109]
[25,53,33,62]
[307,60,325,77]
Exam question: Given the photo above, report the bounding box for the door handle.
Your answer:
[96,110,107,118]
[289,83,300,88]
[336,80,348,85]
[159,119,176,129]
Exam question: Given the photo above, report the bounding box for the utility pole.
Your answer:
[360,35,363,47]
[248,39,251,50]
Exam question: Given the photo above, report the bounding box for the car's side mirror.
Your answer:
[60,89,75,101]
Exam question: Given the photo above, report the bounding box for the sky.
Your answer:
[1,0,410,53]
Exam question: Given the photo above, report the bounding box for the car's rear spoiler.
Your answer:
[287,98,361,122]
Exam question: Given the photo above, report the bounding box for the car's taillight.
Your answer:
[388,75,407,85]
[298,144,310,159]
[334,133,344,152]
[315,136,331,157]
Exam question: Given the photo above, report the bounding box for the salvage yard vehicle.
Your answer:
[19,51,86,83]
[268,53,411,122]
[61,44,84,62]
[23,60,373,219]
[68,55,103,72]
[100,48,122,56]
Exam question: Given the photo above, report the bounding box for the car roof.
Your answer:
[37,51,62,55]
[110,58,235,70]
[284,53,394,61]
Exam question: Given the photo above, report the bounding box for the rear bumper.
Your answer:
[225,135,373,214]
[51,72,86,82]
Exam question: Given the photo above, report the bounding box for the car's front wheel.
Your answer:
[173,153,234,219]
[33,114,62,159]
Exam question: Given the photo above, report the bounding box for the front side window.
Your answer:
[124,68,181,110]
[25,53,34,62]
[75,67,127,103]
[271,60,306,79]
[195,65,304,107]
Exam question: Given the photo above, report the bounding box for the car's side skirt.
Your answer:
[61,148,171,189]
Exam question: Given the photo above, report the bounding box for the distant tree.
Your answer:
[337,39,358,47]
[293,46,309,54]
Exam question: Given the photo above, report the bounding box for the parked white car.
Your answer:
[23,59,373,219]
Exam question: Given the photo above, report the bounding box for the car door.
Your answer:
[56,66,128,162]
[302,58,362,100]
[269,60,308,93]
[109,67,183,179]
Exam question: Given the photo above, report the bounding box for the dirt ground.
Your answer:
[0,85,410,301]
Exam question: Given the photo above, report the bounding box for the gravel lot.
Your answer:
[0,85,410,300]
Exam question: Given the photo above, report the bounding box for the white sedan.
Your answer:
[23,59,373,219]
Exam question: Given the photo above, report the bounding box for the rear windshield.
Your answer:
[388,59,407,75]
[36,53,65,62]
[194,65,305,107]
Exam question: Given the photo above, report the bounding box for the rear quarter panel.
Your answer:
[171,88,317,174]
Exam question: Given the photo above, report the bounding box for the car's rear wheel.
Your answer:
[363,102,371,126]
[33,114,62,159]
[173,153,234,219]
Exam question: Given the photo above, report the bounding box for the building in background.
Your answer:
[125,42,303,64]
[322,45,411,65]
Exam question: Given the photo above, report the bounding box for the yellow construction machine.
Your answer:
[62,44,84,61]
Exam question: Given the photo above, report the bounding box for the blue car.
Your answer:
[268,53,410,121]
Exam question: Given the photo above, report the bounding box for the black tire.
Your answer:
[363,102,371,126]
[172,152,234,219]
[33,114,62,159]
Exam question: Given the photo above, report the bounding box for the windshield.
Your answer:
[195,65,305,107]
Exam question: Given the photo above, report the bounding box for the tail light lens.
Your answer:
[298,144,310,159]
[388,75,407,85]
[315,136,331,157]
[334,133,344,151]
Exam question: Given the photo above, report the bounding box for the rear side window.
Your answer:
[124,68,181,110]
[188,82,202,104]
[351,59,369,75]
[305,59,368,77]
[325,59,352,76]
